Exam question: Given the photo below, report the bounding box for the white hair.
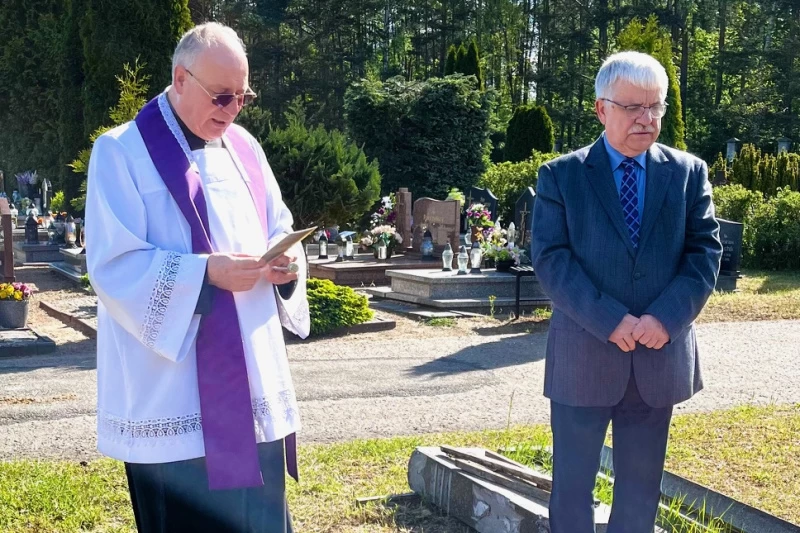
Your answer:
[595,51,668,102]
[172,22,247,82]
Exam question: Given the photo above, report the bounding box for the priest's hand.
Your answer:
[262,252,299,285]
[207,253,267,292]
[632,314,670,350]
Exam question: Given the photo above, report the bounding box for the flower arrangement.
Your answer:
[15,170,38,187]
[0,282,33,301]
[481,228,526,266]
[369,195,397,229]
[465,203,493,229]
[360,224,404,255]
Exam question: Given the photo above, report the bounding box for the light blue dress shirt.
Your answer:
[603,135,646,226]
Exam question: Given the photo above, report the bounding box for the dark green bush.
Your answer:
[345,75,492,200]
[263,104,381,229]
[307,278,374,336]
[504,105,555,163]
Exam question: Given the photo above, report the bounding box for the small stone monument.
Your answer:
[395,187,413,251]
[717,218,744,292]
[514,187,536,249]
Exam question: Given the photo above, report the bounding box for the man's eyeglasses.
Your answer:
[600,98,668,119]
[186,69,256,108]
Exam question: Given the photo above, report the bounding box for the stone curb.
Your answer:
[38,300,97,339]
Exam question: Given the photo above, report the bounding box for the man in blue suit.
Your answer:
[532,51,722,532]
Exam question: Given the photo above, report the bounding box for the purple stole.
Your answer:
[135,94,298,490]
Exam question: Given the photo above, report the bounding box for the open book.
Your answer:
[261,226,318,263]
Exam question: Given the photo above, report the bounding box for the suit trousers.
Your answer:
[549,373,673,533]
[125,439,293,533]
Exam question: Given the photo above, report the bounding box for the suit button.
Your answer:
[634,272,642,280]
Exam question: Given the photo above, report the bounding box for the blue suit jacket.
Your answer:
[532,138,723,408]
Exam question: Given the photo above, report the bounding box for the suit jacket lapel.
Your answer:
[584,138,637,258]
[637,144,673,253]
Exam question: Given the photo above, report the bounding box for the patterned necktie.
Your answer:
[619,157,640,248]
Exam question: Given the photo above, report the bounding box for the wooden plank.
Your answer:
[441,445,554,491]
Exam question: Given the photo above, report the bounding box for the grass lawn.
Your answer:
[1,404,798,532]
[700,269,800,322]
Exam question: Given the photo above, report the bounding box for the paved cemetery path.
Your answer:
[1,319,800,461]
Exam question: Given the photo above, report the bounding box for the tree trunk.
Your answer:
[715,0,726,107]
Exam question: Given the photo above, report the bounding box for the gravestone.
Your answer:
[395,187,413,251]
[464,186,498,231]
[717,218,744,292]
[719,219,744,276]
[514,187,536,249]
[411,198,460,256]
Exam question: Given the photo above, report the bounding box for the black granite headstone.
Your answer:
[514,187,536,248]
[718,218,744,276]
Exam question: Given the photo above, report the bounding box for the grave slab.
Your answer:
[12,241,63,263]
[308,253,439,287]
[408,446,610,533]
[0,328,56,357]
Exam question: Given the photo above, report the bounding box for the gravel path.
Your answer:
[2,318,799,462]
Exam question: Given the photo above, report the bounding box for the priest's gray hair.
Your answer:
[172,22,247,82]
[595,51,668,102]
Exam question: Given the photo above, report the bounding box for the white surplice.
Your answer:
[86,92,307,464]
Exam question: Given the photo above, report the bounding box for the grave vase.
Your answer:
[495,259,515,272]
[0,299,29,329]
[470,225,482,242]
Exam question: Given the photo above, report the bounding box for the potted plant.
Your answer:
[481,229,526,272]
[360,225,403,260]
[0,282,34,329]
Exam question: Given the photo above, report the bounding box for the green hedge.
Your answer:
[307,278,374,336]
[478,151,560,223]
[713,185,800,270]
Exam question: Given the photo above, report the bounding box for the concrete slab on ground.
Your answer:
[0,328,56,357]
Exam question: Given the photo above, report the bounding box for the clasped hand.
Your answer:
[608,314,669,352]
[206,251,298,292]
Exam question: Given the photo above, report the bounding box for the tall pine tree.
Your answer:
[80,0,192,136]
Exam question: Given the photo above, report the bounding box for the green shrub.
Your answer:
[748,188,800,270]
[49,191,66,214]
[444,45,457,75]
[712,184,762,223]
[478,151,559,222]
[263,103,381,229]
[345,75,492,200]
[713,184,800,270]
[728,144,800,197]
[307,278,374,336]
[504,105,555,163]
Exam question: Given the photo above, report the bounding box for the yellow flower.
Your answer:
[13,290,22,301]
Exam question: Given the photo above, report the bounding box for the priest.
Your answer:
[86,22,308,533]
